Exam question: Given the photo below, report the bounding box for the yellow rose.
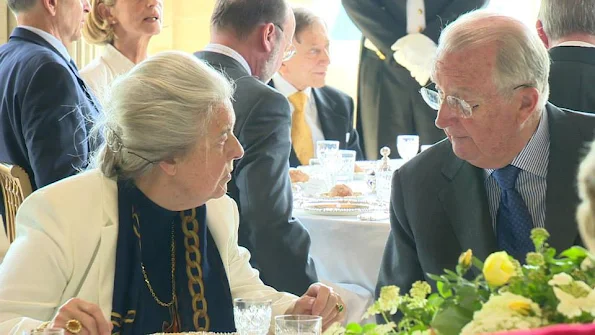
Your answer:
[458,249,473,268]
[483,251,515,286]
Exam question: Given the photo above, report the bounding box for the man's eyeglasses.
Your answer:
[274,23,297,61]
[420,84,532,119]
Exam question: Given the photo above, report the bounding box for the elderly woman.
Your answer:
[0,51,344,334]
[80,0,162,102]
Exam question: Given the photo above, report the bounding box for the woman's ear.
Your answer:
[158,159,177,176]
[97,2,115,24]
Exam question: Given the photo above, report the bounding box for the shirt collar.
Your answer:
[555,41,595,48]
[485,110,549,178]
[102,44,136,75]
[203,43,252,75]
[19,25,71,62]
[272,73,312,99]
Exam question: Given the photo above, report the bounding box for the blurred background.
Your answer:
[0,0,542,102]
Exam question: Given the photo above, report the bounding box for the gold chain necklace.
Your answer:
[133,208,176,307]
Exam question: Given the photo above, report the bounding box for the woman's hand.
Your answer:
[286,283,346,330]
[50,298,112,335]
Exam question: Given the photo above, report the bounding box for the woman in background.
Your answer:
[81,0,162,102]
[0,51,345,335]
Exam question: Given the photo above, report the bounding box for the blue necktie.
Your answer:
[492,165,534,261]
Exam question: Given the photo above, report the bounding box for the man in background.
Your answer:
[195,0,318,296]
[342,0,488,159]
[537,0,595,112]
[0,0,101,244]
[270,7,363,167]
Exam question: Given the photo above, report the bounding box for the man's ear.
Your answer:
[517,87,540,125]
[536,20,550,49]
[260,23,276,53]
[41,0,58,16]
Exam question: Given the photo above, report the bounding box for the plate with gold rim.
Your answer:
[301,201,374,216]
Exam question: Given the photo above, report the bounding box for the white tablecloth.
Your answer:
[294,209,390,322]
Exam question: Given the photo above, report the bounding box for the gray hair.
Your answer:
[539,0,595,41]
[211,0,289,39]
[6,0,37,12]
[91,51,235,180]
[293,7,323,43]
[434,10,550,109]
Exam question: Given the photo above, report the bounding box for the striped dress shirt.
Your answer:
[484,111,550,231]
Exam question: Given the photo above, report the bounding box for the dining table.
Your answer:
[291,159,404,322]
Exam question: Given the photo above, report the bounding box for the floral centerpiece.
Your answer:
[327,228,595,335]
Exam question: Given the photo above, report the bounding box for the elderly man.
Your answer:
[0,0,100,189]
[537,0,595,113]
[376,9,595,308]
[269,7,363,167]
[342,0,488,159]
[194,0,318,296]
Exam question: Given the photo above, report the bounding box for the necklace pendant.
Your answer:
[162,296,182,333]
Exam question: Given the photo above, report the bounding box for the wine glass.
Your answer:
[275,315,322,335]
[233,298,272,335]
[24,329,65,335]
[396,135,420,161]
[316,140,340,186]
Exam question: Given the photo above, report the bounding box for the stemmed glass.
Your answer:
[24,329,65,335]
[396,135,420,161]
[316,140,340,187]
[233,298,272,335]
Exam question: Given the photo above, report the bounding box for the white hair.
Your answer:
[91,51,235,180]
[539,0,595,41]
[434,10,550,109]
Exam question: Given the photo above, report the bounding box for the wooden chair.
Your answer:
[0,163,33,244]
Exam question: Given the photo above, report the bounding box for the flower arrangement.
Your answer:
[326,228,595,335]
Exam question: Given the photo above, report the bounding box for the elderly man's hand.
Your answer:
[286,283,346,330]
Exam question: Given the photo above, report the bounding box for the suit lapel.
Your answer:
[438,148,496,265]
[544,104,582,250]
[312,88,347,147]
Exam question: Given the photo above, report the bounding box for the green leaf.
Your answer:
[346,323,364,334]
[431,304,474,335]
[560,246,589,261]
[437,281,452,298]
[361,323,377,333]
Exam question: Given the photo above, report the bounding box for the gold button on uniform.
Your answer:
[418,8,423,14]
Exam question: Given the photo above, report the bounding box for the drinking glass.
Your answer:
[396,135,420,161]
[275,315,322,335]
[23,329,65,335]
[234,298,272,335]
[316,140,340,186]
[335,150,356,183]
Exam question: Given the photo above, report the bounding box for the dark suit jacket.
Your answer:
[268,81,363,167]
[377,104,595,301]
[194,51,318,295]
[548,46,595,113]
[0,28,101,190]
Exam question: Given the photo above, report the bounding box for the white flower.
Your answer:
[461,293,544,335]
[581,257,595,271]
[548,273,573,286]
[552,284,595,318]
[373,322,397,335]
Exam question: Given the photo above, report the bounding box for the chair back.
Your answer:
[0,163,33,243]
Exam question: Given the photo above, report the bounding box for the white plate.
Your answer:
[301,201,373,216]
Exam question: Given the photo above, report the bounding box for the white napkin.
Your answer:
[391,33,437,86]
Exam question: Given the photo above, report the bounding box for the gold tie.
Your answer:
[288,91,314,165]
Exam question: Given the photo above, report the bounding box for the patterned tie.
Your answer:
[288,91,314,165]
[492,165,534,262]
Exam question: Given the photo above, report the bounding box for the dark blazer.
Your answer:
[194,51,318,295]
[548,46,595,113]
[377,104,595,301]
[342,0,488,158]
[0,28,101,190]
[268,81,363,167]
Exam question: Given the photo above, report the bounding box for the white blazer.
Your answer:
[0,169,296,334]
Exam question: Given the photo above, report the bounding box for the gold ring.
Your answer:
[336,303,344,313]
[65,319,83,334]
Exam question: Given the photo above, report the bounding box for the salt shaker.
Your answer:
[376,146,393,203]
